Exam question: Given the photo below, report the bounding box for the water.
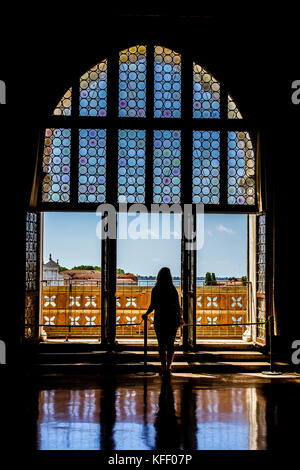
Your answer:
[138,279,229,286]
[138,279,184,286]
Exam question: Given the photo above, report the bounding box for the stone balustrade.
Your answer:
[41,283,248,339]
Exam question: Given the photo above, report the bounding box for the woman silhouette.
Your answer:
[142,267,184,375]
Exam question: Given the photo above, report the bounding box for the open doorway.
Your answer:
[40,211,183,345]
[115,212,182,345]
[37,211,257,347]
[196,214,248,342]
[41,212,102,341]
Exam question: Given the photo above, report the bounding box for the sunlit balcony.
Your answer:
[40,280,250,341]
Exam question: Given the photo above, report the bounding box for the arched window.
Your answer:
[39,44,256,211]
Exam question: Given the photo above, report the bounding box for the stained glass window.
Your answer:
[79,129,106,203]
[193,63,220,118]
[53,88,72,116]
[80,60,107,116]
[228,95,242,119]
[192,131,220,204]
[46,44,255,210]
[42,128,71,202]
[118,130,146,203]
[153,130,181,203]
[119,46,147,117]
[154,46,181,118]
[228,131,255,205]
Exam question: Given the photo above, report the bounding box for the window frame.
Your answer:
[36,41,258,214]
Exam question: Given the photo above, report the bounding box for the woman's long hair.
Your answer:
[155,267,176,292]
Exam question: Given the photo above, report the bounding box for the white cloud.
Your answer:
[216,224,235,235]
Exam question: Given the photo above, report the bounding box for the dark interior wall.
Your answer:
[1,11,299,365]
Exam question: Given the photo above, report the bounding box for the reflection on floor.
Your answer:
[11,373,300,451]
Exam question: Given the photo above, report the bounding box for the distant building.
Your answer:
[116,272,138,285]
[43,254,64,285]
[61,269,101,286]
[61,270,138,285]
[43,255,138,285]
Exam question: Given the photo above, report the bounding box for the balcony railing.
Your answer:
[195,284,249,337]
[40,280,251,340]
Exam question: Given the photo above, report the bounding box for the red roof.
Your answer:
[62,270,101,280]
[61,270,138,283]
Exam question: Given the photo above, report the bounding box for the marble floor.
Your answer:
[4,372,300,451]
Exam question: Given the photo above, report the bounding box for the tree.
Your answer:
[205,272,212,285]
[58,266,68,273]
[116,268,125,274]
[71,265,101,271]
[211,272,217,285]
[241,275,247,285]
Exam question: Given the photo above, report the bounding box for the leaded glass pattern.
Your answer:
[192,131,220,204]
[228,95,242,119]
[154,46,181,118]
[42,128,71,202]
[119,46,147,118]
[193,63,220,118]
[53,88,72,116]
[26,212,38,291]
[80,60,107,116]
[118,130,146,203]
[78,129,106,203]
[153,130,181,203]
[228,131,255,205]
[46,44,256,210]
[256,214,266,293]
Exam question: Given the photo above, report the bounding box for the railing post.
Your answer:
[65,281,71,342]
[135,318,156,376]
[144,315,148,369]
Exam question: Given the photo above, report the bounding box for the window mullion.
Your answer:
[70,127,79,205]
[181,50,193,205]
[69,78,79,205]
[106,49,119,204]
[108,48,119,120]
[145,44,154,205]
[106,127,118,205]
[145,130,154,207]
[220,81,228,205]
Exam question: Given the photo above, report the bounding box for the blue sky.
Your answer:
[43,212,247,278]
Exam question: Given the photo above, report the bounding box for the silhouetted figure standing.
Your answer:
[143,267,184,375]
